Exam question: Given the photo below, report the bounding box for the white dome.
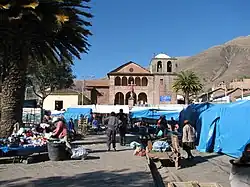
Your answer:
[154,53,171,59]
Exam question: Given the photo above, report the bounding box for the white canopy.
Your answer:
[70,104,130,114]
[131,104,187,112]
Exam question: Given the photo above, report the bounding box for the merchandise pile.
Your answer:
[0,125,49,154]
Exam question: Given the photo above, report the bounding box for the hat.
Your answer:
[184,120,189,124]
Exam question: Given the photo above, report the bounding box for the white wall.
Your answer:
[43,94,79,111]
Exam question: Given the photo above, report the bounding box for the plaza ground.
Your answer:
[0,135,231,187]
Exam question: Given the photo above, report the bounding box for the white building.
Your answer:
[43,90,90,111]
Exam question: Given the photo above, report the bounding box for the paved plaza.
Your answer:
[0,135,233,187]
[0,135,154,187]
[159,150,231,187]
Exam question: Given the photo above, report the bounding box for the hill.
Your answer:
[177,36,250,90]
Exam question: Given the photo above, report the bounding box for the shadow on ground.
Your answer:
[89,148,132,153]
[0,169,154,187]
[159,153,222,169]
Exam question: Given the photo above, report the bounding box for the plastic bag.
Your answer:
[71,146,88,160]
[130,141,141,149]
[152,141,169,152]
[157,130,163,137]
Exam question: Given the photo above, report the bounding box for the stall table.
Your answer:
[0,145,47,164]
[147,134,181,169]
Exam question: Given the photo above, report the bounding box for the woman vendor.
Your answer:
[51,117,71,150]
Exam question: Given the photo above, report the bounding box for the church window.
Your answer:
[167,61,172,72]
[114,76,121,86]
[157,61,162,72]
[160,79,163,85]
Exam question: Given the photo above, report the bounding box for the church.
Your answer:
[82,53,185,106]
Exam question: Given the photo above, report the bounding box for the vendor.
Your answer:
[52,117,71,149]
[42,111,52,124]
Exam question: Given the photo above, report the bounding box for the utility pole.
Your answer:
[81,75,95,105]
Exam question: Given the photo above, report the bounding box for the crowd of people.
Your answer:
[33,110,250,186]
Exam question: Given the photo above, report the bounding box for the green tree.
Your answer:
[0,0,92,137]
[172,71,203,104]
[27,60,75,110]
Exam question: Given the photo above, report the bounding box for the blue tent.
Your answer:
[197,100,250,158]
[179,102,214,128]
[130,109,180,121]
[214,100,250,157]
[63,107,92,122]
[196,103,228,152]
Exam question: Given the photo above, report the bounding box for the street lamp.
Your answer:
[81,75,95,105]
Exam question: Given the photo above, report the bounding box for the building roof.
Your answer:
[74,79,109,90]
[50,88,86,96]
[85,79,109,87]
[108,61,150,75]
[154,53,171,59]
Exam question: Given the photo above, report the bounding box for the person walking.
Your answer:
[229,143,250,187]
[117,109,128,146]
[103,112,120,151]
[182,120,196,159]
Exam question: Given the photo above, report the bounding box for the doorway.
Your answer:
[55,100,63,111]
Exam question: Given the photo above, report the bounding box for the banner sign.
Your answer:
[160,95,171,102]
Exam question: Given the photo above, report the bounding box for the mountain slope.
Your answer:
[177,36,250,90]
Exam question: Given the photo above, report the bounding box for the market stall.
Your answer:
[0,128,48,163]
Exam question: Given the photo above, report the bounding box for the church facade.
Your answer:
[104,53,182,105]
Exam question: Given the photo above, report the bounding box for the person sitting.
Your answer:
[51,117,71,150]
[92,116,100,134]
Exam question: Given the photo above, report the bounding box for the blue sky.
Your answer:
[72,0,250,79]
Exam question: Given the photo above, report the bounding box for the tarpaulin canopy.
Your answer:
[130,109,180,121]
[63,107,92,121]
[196,100,250,158]
[70,105,129,114]
[179,102,214,128]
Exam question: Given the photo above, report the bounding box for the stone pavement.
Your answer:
[0,135,154,187]
[158,150,231,187]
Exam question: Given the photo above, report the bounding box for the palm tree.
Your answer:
[172,71,203,104]
[0,0,92,137]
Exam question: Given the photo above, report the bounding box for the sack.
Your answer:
[130,141,141,149]
[71,146,88,160]
[152,141,169,152]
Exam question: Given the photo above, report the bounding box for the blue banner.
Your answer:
[160,95,171,102]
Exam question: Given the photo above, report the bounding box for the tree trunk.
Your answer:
[40,98,45,123]
[0,46,27,138]
[184,92,189,105]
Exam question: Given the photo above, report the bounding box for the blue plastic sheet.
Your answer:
[197,100,250,158]
[63,108,92,121]
[130,109,180,120]
[179,102,214,128]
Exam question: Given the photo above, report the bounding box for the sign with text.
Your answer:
[160,95,171,102]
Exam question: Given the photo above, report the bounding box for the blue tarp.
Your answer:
[63,108,92,122]
[179,102,214,129]
[197,100,250,158]
[130,109,180,121]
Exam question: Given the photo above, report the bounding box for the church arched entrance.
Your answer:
[114,92,124,105]
[125,92,137,105]
[138,92,147,104]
